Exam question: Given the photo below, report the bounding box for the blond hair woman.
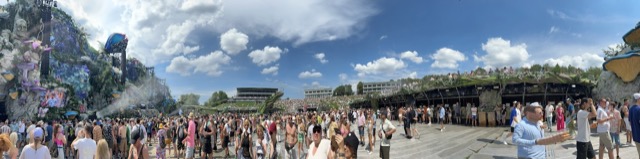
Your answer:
[96,139,111,159]
[1,133,19,159]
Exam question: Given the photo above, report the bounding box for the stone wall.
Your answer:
[593,71,640,102]
[479,90,501,112]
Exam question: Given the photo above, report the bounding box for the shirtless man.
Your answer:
[118,121,127,158]
[285,116,298,159]
[621,99,635,146]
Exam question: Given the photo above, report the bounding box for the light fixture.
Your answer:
[571,84,576,88]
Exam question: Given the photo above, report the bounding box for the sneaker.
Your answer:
[503,141,508,145]
[440,129,443,132]
[369,151,373,155]
[632,142,636,146]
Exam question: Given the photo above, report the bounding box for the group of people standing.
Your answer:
[509,93,640,159]
[0,107,402,159]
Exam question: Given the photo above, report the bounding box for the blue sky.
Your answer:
[51,0,640,103]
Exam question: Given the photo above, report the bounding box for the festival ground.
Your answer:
[142,121,639,159]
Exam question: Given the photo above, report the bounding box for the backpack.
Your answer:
[159,130,167,149]
[67,126,75,137]
[178,125,185,139]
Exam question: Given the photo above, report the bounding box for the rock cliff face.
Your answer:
[593,71,640,102]
[479,90,501,112]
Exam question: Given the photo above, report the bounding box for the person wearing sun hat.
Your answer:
[627,93,640,158]
[20,127,52,159]
[182,112,196,159]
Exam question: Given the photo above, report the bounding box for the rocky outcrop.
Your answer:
[479,90,501,112]
[593,71,640,102]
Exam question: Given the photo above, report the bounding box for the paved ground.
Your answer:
[144,121,640,159]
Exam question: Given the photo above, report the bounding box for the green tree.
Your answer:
[474,67,487,75]
[567,65,577,74]
[179,93,200,105]
[333,85,344,96]
[530,64,543,72]
[334,85,354,96]
[357,82,363,95]
[552,64,562,74]
[344,84,354,96]
[603,43,628,57]
[204,91,228,107]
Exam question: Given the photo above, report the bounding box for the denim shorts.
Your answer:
[610,132,621,146]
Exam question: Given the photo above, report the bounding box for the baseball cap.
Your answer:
[33,127,44,138]
[530,102,541,107]
[634,93,640,100]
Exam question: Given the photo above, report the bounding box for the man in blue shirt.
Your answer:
[513,102,570,158]
[46,121,54,148]
[565,98,575,127]
[627,93,640,158]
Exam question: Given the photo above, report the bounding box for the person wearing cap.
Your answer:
[628,93,640,158]
[512,102,570,158]
[576,98,597,159]
[378,111,396,159]
[128,124,150,159]
[307,125,331,159]
[19,127,52,159]
[182,112,196,159]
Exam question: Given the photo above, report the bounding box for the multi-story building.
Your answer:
[304,88,333,99]
[231,87,278,102]
[363,80,402,96]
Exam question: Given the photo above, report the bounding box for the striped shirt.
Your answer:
[0,125,10,134]
[513,118,545,158]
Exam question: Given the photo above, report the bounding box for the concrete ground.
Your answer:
[144,121,640,159]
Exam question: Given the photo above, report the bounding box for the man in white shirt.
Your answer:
[576,98,597,159]
[72,125,97,159]
[18,120,25,147]
[378,112,396,159]
[596,98,615,159]
[545,102,555,132]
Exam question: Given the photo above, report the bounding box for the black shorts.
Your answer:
[510,127,514,132]
[576,141,595,159]
[222,136,229,148]
[379,146,390,159]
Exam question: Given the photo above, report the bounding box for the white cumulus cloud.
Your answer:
[220,28,249,55]
[431,48,467,69]
[407,72,418,79]
[299,69,323,79]
[354,57,406,77]
[399,51,424,64]
[166,51,231,76]
[339,73,348,82]
[474,37,530,69]
[248,46,285,66]
[218,0,378,45]
[56,0,377,65]
[314,53,328,64]
[543,53,605,69]
[261,64,279,75]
